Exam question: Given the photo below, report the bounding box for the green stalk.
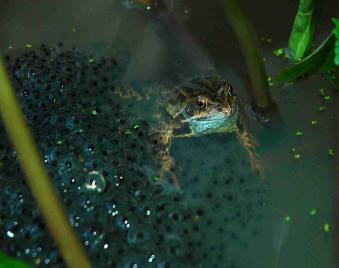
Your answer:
[288,0,319,60]
[219,0,273,111]
[0,56,91,268]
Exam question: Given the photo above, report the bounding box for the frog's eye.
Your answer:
[196,96,207,109]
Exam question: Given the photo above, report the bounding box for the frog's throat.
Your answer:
[181,106,239,136]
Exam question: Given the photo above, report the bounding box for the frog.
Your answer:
[116,76,263,188]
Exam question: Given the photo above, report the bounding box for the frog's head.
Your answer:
[167,78,240,137]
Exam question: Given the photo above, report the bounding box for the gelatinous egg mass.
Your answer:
[0,45,267,267]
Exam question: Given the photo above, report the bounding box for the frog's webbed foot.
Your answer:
[236,128,264,177]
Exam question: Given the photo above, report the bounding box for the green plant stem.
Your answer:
[0,56,91,268]
[219,0,273,110]
[288,0,319,60]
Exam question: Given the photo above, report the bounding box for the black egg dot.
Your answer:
[172,213,179,221]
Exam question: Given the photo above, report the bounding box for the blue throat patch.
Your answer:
[183,107,239,136]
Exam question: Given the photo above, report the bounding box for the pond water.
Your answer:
[0,0,338,267]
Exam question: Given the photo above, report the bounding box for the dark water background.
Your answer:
[0,0,338,267]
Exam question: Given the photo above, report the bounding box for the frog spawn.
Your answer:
[0,46,267,267]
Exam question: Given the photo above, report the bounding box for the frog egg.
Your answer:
[81,227,105,250]
[115,215,132,231]
[127,226,151,246]
[157,260,175,268]
[82,171,106,193]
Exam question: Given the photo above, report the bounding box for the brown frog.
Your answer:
[116,76,262,187]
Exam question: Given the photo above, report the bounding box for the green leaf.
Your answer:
[0,252,31,268]
[288,0,318,60]
[333,18,339,66]
[277,34,337,83]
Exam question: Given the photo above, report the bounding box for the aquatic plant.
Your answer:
[277,17,339,86]
[277,33,336,83]
[288,0,320,61]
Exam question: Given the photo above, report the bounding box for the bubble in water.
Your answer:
[6,230,14,238]
[148,253,155,263]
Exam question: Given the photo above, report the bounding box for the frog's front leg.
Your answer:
[148,128,180,188]
[158,149,180,188]
[235,127,264,177]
